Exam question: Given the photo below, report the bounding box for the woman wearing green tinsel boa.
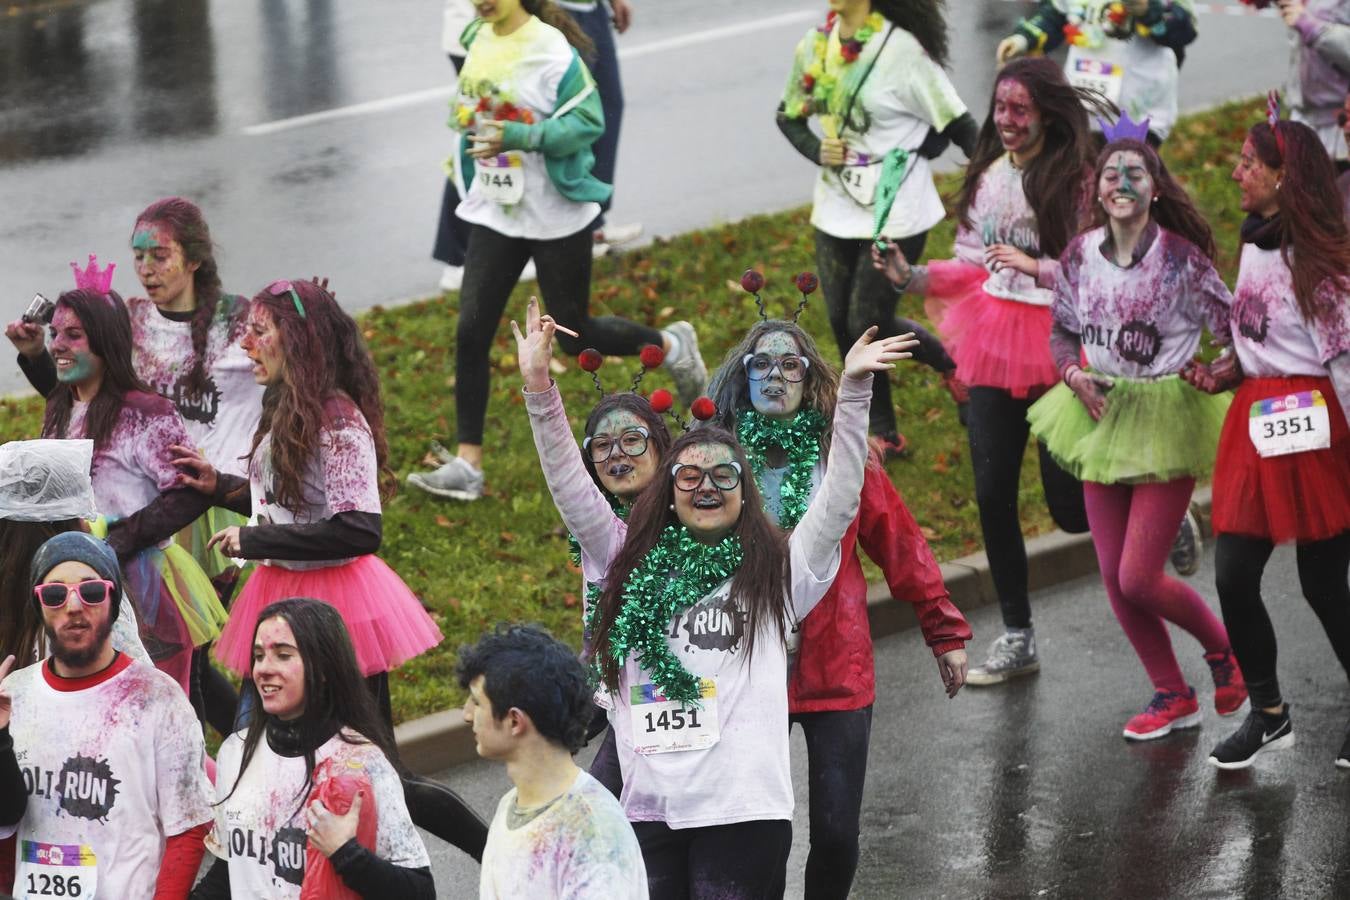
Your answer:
[707,318,971,897]
[516,297,915,897]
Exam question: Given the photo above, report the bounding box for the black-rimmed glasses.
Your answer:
[671,461,742,492]
[582,427,650,463]
[743,353,810,382]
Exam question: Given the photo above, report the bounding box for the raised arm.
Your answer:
[513,299,624,574]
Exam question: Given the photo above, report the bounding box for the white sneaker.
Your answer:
[591,242,611,260]
[406,457,484,501]
[662,321,708,407]
[438,265,464,292]
[594,222,643,246]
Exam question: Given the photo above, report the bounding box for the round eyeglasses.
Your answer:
[583,427,650,464]
[671,461,742,492]
[743,353,810,383]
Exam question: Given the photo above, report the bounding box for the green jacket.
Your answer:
[459,19,612,205]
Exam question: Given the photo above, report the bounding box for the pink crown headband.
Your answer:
[70,254,116,294]
[1098,110,1151,144]
[1267,89,1286,158]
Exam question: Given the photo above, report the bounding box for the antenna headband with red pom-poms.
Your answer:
[740,267,818,323]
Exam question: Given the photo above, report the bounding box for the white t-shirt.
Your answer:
[452,16,600,239]
[953,154,1056,306]
[791,24,967,240]
[127,296,263,479]
[248,395,382,570]
[60,392,193,523]
[207,730,430,898]
[1,656,213,900]
[1054,226,1232,378]
[480,770,647,900]
[1231,243,1350,378]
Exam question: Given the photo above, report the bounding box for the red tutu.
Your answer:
[1212,375,1350,543]
[214,555,443,676]
[923,260,1059,398]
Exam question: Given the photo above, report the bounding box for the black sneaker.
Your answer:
[1207,706,1294,770]
[1337,725,1350,771]
[1169,504,1202,577]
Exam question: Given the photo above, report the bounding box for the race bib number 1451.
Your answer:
[630,679,719,755]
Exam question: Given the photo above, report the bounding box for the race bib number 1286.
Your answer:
[16,840,97,899]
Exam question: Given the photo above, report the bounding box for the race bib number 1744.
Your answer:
[475,153,525,206]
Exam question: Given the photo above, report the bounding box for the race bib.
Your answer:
[1067,46,1124,106]
[837,163,880,208]
[474,153,525,206]
[15,841,97,899]
[1248,390,1331,458]
[629,679,719,755]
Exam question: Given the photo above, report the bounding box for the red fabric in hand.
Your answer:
[300,758,378,900]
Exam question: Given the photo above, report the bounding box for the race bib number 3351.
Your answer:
[16,840,96,899]
[630,679,719,755]
[1248,390,1331,458]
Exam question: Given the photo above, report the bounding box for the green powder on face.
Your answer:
[131,229,161,251]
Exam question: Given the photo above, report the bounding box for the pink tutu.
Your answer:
[214,555,443,676]
[924,260,1059,398]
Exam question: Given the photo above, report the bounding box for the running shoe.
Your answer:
[661,321,708,407]
[1204,648,1248,716]
[594,223,644,246]
[1337,724,1350,770]
[406,456,484,501]
[942,370,970,427]
[867,432,909,461]
[1207,705,1294,770]
[519,259,538,282]
[1122,687,1201,741]
[966,627,1039,686]
[438,265,464,292]
[1169,504,1202,577]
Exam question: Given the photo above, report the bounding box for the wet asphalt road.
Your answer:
[1,0,1287,396]
[419,540,1350,898]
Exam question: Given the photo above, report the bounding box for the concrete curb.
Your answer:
[396,486,1214,774]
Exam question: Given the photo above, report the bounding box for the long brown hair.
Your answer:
[874,0,950,68]
[957,58,1107,259]
[1248,120,1350,321]
[582,393,674,500]
[0,519,81,667]
[134,198,246,396]
[706,320,839,457]
[589,428,790,689]
[522,0,595,59]
[247,281,394,511]
[41,290,152,451]
[1090,138,1217,261]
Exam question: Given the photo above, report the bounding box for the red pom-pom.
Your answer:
[690,396,716,421]
[648,389,674,414]
[639,344,665,369]
[740,269,765,294]
[795,272,819,295]
[578,348,604,372]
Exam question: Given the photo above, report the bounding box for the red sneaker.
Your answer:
[1123,688,1202,741]
[1204,649,1248,717]
[942,370,970,427]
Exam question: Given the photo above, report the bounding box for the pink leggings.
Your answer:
[1083,478,1229,693]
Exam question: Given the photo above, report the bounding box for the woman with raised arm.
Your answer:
[516,296,913,897]
[1187,117,1350,770]
[1025,136,1247,741]
[872,58,1098,685]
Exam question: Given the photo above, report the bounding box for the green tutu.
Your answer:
[1027,374,1231,485]
[181,506,251,580]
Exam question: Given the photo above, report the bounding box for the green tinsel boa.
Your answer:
[737,407,826,531]
[587,523,743,704]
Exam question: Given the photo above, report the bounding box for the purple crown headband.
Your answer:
[70,254,116,294]
[1097,110,1151,144]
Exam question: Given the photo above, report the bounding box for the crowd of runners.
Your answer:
[1,0,1349,897]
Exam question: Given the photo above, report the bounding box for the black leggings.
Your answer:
[631,819,793,900]
[790,706,873,900]
[456,224,663,445]
[1214,531,1350,709]
[814,229,955,437]
[968,386,1088,629]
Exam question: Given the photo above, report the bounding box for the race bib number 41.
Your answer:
[475,153,525,206]
[16,841,97,899]
[1248,390,1331,458]
[630,679,719,755]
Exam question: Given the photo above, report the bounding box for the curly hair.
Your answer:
[1247,120,1350,321]
[589,427,790,691]
[874,0,950,68]
[1089,138,1216,261]
[706,320,840,456]
[456,623,594,753]
[41,290,151,452]
[246,280,394,511]
[957,58,1110,259]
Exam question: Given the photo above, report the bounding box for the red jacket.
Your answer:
[789,462,972,713]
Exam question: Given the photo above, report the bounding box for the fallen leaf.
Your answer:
[564,593,578,608]
[499,531,516,543]
[435,515,452,528]
[659,306,675,319]
[920,526,940,541]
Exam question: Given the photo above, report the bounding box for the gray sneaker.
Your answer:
[966,627,1040,686]
[662,321,708,407]
[407,456,483,501]
[1169,504,1202,577]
